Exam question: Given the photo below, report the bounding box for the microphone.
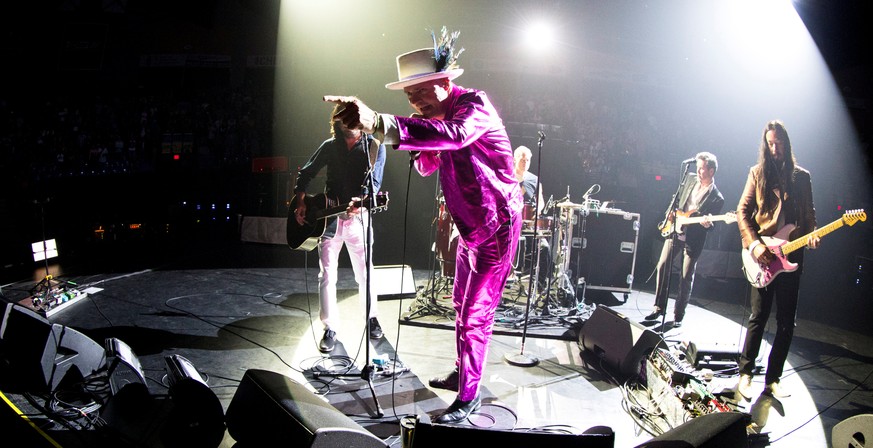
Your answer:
[537,131,546,142]
[682,158,696,164]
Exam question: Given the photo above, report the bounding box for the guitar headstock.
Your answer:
[724,211,738,224]
[843,209,867,226]
[372,191,389,213]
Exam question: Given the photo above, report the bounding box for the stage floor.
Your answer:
[1,241,872,447]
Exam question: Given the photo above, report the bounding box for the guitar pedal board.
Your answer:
[645,348,735,430]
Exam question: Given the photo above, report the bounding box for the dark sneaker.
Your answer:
[319,329,336,353]
[369,317,383,339]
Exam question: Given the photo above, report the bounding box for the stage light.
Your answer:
[523,20,556,52]
[32,239,58,262]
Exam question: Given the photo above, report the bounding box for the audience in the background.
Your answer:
[0,84,272,182]
[3,76,688,190]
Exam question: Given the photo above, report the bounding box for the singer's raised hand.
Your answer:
[323,95,377,134]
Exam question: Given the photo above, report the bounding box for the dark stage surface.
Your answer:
[1,239,872,447]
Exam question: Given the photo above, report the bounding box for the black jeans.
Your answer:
[738,269,801,383]
[654,238,698,321]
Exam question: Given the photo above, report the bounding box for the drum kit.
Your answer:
[433,192,601,314]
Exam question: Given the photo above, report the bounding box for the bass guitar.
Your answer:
[741,209,866,288]
[659,210,737,238]
[287,192,389,251]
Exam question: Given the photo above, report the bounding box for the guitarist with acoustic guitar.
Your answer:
[647,152,725,327]
[292,107,386,353]
[736,120,819,401]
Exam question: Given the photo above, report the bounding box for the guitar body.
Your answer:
[286,192,390,252]
[741,209,866,288]
[742,224,799,288]
[658,210,692,237]
[287,194,331,251]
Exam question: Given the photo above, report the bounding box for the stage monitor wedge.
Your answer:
[226,369,386,448]
[578,306,666,380]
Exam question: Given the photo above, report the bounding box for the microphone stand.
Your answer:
[313,133,384,418]
[505,131,546,367]
[656,161,693,333]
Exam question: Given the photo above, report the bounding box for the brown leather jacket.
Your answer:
[737,165,816,251]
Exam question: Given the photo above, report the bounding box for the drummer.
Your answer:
[514,146,550,288]
[514,146,544,216]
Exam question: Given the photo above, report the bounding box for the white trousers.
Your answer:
[317,211,377,330]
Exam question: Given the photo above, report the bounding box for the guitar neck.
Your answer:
[678,213,732,225]
[316,204,353,220]
[781,217,843,255]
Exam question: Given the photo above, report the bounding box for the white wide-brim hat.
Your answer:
[385,48,464,90]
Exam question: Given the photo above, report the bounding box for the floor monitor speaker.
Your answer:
[0,303,104,391]
[225,369,385,448]
[635,411,750,448]
[161,355,225,448]
[832,413,873,448]
[578,306,666,380]
[105,337,148,395]
[403,415,615,448]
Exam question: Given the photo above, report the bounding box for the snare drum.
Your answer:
[522,216,553,233]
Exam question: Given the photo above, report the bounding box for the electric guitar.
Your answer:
[659,210,738,238]
[741,209,866,288]
[286,192,389,251]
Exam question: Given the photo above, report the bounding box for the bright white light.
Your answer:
[720,0,812,78]
[524,21,556,52]
[32,239,58,262]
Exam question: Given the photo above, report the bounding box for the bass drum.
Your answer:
[436,200,459,277]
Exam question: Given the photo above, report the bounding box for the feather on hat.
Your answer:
[385,27,465,90]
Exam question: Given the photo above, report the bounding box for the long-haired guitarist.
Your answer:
[293,106,386,353]
[646,152,724,327]
[736,119,819,400]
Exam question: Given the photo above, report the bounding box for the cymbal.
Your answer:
[557,201,583,208]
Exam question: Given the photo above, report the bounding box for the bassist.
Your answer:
[736,120,819,400]
[293,107,387,353]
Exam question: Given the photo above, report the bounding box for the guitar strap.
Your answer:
[366,135,380,167]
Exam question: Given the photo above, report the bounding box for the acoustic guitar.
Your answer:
[287,192,389,251]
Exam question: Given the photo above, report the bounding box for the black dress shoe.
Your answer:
[319,329,336,353]
[428,368,459,391]
[434,395,482,424]
[368,317,383,339]
[643,309,665,321]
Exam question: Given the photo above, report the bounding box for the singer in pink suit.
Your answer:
[326,28,523,424]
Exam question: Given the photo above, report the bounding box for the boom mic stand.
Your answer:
[313,133,384,418]
[655,161,693,333]
[505,130,546,368]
